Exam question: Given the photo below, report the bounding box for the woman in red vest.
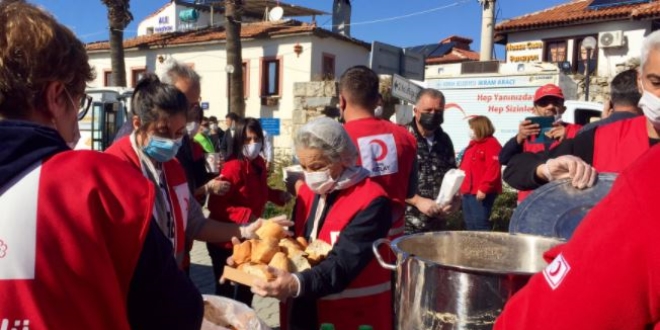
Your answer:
[459,116,502,230]
[206,117,291,304]
[106,75,290,269]
[249,117,393,330]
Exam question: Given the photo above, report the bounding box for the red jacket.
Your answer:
[494,140,660,330]
[459,136,503,195]
[593,116,650,172]
[207,156,286,247]
[0,151,154,330]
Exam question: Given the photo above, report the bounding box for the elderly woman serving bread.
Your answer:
[250,117,393,330]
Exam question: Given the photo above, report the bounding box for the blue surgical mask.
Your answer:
[142,135,183,162]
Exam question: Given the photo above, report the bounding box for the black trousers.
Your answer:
[206,243,253,306]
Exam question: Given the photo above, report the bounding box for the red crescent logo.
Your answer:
[548,260,563,276]
[445,103,469,119]
[369,139,388,161]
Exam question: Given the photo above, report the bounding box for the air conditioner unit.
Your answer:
[599,30,624,48]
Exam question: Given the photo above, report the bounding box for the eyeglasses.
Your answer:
[77,93,93,120]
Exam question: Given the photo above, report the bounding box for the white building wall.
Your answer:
[87,34,369,156]
[506,20,651,77]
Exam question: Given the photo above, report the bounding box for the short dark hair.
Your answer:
[230,117,264,161]
[209,116,218,123]
[338,65,380,110]
[610,69,641,107]
[132,73,188,133]
[226,112,240,121]
[415,88,445,106]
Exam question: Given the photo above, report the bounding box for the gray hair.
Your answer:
[641,30,660,70]
[294,117,358,167]
[158,58,201,87]
[415,88,445,105]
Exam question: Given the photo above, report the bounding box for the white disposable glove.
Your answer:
[541,155,597,189]
[239,215,293,239]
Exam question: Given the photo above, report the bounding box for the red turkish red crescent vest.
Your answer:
[344,117,417,240]
[106,137,189,266]
[0,151,154,329]
[280,180,393,330]
[593,116,650,172]
[518,123,582,202]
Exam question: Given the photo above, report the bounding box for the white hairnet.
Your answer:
[294,117,358,167]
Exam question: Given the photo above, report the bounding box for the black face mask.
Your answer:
[418,112,443,130]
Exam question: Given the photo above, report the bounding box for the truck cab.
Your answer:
[75,87,133,151]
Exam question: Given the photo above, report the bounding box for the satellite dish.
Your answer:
[269,6,284,21]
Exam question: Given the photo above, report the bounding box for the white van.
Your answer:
[563,100,603,125]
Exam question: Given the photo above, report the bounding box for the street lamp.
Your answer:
[581,36,597,101]
[225,64,235,116]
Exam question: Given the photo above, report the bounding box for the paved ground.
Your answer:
[189,241,281,329]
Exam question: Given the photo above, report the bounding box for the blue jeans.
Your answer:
[462,193,497,231]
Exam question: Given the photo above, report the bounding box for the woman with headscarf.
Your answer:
[250,117,393,330]
[106,74,290,268]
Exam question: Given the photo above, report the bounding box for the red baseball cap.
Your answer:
[534,84,564,102]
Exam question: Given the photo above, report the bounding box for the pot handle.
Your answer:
[372,238,396,271]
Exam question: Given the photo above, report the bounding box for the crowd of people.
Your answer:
[4,1,660,329]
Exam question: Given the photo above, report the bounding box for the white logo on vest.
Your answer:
[543,253,571,290]
[357,133,399,177]
[0,164,39,280]
[1,318,31,330]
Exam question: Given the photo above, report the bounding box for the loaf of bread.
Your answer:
[278,238,304,257]
[268,252,291,272]
[296,236,309,249]
[255,220,287,240]
[251,237,280,264]
[232,240,252,264]
[289,253,312,272]
[238,263,275,281]
[304,239,332,265]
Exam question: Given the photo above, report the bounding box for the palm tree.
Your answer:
[101,0,133,87]
[225,0,245,117]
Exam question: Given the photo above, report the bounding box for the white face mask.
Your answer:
[243,142,262,160]
[186,122,200,136]
[469,129,476,140]
[374,106,383,118]
[304,169,336,195]
[639,82,660,128]
[210,123,218,131]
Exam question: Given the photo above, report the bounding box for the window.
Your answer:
[322,53,335,80]
[104,70,113,86]
[261,58,281,96]
[544,40,568,63]
[131,68,147,87]
[574,36,598,75]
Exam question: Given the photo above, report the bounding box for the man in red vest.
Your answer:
[339,66,418,240]
[499,83,582,201]
[0,2,202,329]
[495,29,660,330]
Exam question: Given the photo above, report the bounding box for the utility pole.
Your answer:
[225,0,245,117]
[480,0,496,61]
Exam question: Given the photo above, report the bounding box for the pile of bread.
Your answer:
[230,220,332,281]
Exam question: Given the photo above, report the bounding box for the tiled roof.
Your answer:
[85,20,369,51]
[426,48,480,64]
[496,0,660,33]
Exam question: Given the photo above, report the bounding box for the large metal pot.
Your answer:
[373,231,562,329]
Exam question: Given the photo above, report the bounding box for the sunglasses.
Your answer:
[535,97,564,107]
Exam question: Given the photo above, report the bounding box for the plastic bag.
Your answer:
[201,295,271,330]
[435,169,465,206]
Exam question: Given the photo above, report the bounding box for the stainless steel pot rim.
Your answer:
[389,231,564,275]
